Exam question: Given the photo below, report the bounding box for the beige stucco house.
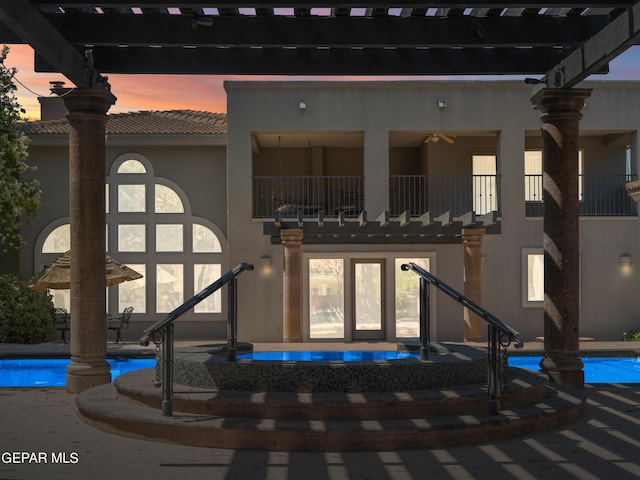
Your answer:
[18,80,640,343]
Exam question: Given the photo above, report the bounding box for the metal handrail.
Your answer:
[140,262,254,416]
[401,262,523,415]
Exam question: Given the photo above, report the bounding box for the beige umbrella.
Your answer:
[27,251,143,292]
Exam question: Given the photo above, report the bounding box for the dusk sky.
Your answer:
[4,43,640,120]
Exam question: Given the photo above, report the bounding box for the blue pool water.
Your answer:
[508,356,640,383]
[2,354,639,386]
[0,358,155,387]
[237,351,640,383]
[237,350,416,362]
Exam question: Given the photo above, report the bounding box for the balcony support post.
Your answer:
[532,88,591,389]
[281,229,304,342]
[461,228,485,342]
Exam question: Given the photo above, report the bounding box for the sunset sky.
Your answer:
[4,43,640,120]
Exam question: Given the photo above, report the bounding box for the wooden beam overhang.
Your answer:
[1,2,636,86]
[35,13,607,48]
[24,2,640,8]
[33,45,581,76]
[263,210,500,244]
[0,0,109,88]
[533,1,640,90]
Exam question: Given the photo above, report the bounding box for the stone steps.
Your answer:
[75,368,585,451]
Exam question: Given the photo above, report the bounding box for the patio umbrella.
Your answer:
[27,250,143,292]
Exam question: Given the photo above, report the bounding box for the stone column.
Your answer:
[281,229,303,342]
[462,228,485,341]
[63,88,114,393]
[532,88,591,389]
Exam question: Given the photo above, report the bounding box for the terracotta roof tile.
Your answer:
[21,110,227,135]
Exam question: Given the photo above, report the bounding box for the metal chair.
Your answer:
[107,306,134,343]
[53,308,70,344]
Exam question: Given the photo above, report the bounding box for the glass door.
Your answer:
[352,260,385,340]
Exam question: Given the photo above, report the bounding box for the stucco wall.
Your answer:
[226,80,640,343]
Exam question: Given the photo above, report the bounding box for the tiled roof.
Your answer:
[21,110,227,135]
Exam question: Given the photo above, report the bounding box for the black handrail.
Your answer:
[139,262,253,416]
[401,262,523,415]
[140,262,254,346]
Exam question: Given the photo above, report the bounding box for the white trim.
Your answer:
[522,248,543,308]
[302,251,437,342]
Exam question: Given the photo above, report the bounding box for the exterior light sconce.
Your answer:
[620,255,632,266]
[299,100,307,110]
[438,99,447,110]
[620,255,632,276]
[260,256,273,274]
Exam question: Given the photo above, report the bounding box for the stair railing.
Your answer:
[401,262,523,415]
[140,262,254,416]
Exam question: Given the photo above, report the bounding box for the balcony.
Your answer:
[253,174,500,219]
[525,174,638,217]
[390,174,499,217]
[253,176,364,218]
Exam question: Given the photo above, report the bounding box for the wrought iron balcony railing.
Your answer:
[389,174,500,217]
[525,174,637,216]
[253,173,636,219]
[253,176,364,218]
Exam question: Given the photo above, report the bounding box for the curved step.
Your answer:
[76,369,584,451]
[114,368,549,420]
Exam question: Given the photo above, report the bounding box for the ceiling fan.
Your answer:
[424,133,455,144]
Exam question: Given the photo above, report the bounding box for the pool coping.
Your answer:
[1,340,639,359]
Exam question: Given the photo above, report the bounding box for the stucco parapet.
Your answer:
[224,79,534,93]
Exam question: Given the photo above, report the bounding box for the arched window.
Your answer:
[42,224,70,253]
[35,153,226,322]
[117,159,146,174]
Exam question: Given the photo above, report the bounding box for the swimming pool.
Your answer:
[0,358,155,387]
[238,351,640,384]
[237,350,417,362]
[508,356,640,383]
[2,354,639,387]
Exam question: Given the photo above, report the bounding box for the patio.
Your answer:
[0,354,638,479]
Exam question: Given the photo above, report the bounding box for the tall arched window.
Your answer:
[35,153,227,322]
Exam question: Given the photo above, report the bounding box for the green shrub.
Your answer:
[0,273,54,343]
[624,330,640,341]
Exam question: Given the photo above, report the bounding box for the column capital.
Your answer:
[531,88,592,118]
[461,228,485,244]
[280,228,304,245]
[62,87,115,118]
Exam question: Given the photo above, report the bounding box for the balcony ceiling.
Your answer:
[0,2,639,91]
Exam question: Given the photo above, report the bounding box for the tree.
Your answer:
[0,45,40,252]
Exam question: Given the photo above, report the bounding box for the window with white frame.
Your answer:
[522,249,544,307]
[522,248,581,308]
[524,150,584,202]
[36,153,226,319]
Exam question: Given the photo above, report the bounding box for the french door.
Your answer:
[352,260,385,340]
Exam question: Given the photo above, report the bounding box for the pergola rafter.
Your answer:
[0,1,638,87]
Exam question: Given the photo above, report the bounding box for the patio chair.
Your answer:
[107,306,134,343]
[53,308,70,344]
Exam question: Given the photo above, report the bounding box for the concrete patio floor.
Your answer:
[1,341,639,479]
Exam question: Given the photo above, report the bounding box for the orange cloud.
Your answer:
[4,44,230,119]
[5,43,640,120]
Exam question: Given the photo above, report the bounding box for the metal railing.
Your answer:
[253,175,364,218]
[390,174,500,216]
[401,262,523,415]
[140,262,254,416]
[525,174,637,216]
